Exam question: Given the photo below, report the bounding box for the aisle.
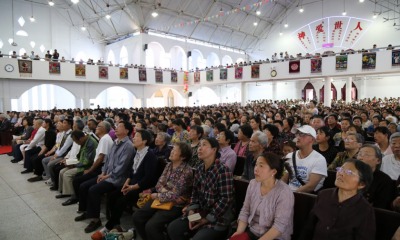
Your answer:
[0,154,134,240]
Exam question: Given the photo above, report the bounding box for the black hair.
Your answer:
[190,125,204,139]
[136,129,152,146]
[214,122,226,132]
[120,121,133,137]
[374,126,391,139]
[239,124,253,139]
[202,137,221,159]
[23,117,33,126]
[174,142,192,162]
[71,130,85,141]
[258,152,284,179]
[220,129,234,144]
[172,118,187,129]
[343,158,373,193]
[328,113,338,121]
[273,120,283,127]
[263,124,279,139]
[285,117,294,129]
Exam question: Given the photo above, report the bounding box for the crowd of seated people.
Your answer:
[1,96,400,239]
[1,43,397,73]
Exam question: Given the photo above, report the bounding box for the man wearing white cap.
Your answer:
[282,125,327,193]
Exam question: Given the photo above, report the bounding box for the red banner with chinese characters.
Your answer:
[292,16,373,52]
[183,71,189,93]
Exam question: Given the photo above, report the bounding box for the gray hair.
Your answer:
[360,144,383,161]
[74,119,85,130]
[102,121,111,133]
[0,113,9,120]
[202,124,211,136]
[252,131,268,148]
[157,132,171,145]
[347,132,364,144]
[390,132,400,143]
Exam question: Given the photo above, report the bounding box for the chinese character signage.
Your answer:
[183,71,188,93]
[289,61,300,73]
[292,16,373,52]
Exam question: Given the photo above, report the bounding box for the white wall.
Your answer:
[0,0,104,62]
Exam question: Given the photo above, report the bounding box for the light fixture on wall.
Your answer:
[256,10,261,15]
[105,3,111,19]
[253,21,258,26]
[81,26,86,31]
[105,14,111,19]
[151,9,158,17]
[342,0,347,16]
[299,6,304,13]
[71,0,79,4]
[48,0,54,6]
[359,0,365,2]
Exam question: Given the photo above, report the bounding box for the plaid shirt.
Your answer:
[189,159,234,229]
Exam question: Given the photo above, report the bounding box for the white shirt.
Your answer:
[285,150,327,192]
[26,126,46,150]
[94,134,114,163]
[381,154,400,180]
[65,142,81,160]
[132,146,149,174]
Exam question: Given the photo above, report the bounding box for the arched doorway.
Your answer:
[319,83,338,102]
[94,86,137,108]
[302,82,317,101]
[168,90,174,107]
[341,82,358,100]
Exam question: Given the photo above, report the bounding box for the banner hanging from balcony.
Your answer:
[220,69,227,80]
[49,62,60,74]
[18,60,32,77]
[75,64,85,78]
[336,56,348,70]
[171,71,177,83]
[155,70,163,83]
[139,68,146,82]
[235,67,243,79]
[99,66,108,79]
[289,61,300,73]
[392,50,400,66]
[251,65,260,78]
[311,59,322,73]
[183,71,188,93]
[362,53,376,69]
[120,68,128,79]
[292,16,373,53]
[206,70,213,81]
[194,71,200,83]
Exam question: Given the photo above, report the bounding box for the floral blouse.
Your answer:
[155,162,194,206]
[171,130,190,144]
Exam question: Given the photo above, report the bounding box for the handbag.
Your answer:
[151,199,173,210]
[229,232,251,240]
[136,193,151,208]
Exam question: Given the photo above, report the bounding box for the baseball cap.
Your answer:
[297,125,316,139]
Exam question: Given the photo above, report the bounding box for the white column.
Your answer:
[241,82,248,106]
[360,77,367,99]
[272,82,278,100]
[323,77,332,107]
[346,77,352,103]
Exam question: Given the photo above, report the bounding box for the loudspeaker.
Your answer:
[144,44,148,51]
[187,51,191,57]
[188,92,192,97]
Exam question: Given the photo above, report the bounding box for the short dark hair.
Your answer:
[118,113,129,122]
[174,142,192,162]
[343,158,373,193]
[374,126,391,139]
[214,122,226,132]
[88,119,98,127]
[71,130,85,141]
[328,114,338,121]
[263,124,279,139]
[239,124,253,139]
[136,129,152,146]
[258,152,284,179]
[202,137,220,159]
[74,119,85,130]
[120,121,133,136]
[220,129,234,144]
[190,125,204,139]
[172,118,186,129]
[23,117,34,126]
[273,120,283,127]
[43,118,52,127]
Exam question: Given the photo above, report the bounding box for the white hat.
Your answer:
[297,125,316,139]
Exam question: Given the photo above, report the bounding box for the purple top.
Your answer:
[238,179,294,240]
[219,145,237,172]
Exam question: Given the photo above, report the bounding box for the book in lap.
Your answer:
[65,158,79,165]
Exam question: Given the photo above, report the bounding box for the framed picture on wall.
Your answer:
[220,69,227,80]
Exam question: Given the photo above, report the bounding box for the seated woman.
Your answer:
[131,142,194,240]
[233,124,253,158]
[231,152,294,240]
[171,119,189,144]
[167,138,234,240]
[262,124,283,156]
[152,132,172,161]
[299,159,375,240]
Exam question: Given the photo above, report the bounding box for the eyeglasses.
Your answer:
[343,138,355,142]
[336,167,359,177]
[357,152,375,158]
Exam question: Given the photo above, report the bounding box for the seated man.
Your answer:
[56,130,98,199]
[381,132,400,180]
[74,121,135,233]
[282,125,327,193]
[217,129,237,172]
[62,121,114,206]
[357,144,396,210]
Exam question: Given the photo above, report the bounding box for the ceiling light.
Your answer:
[279,32,283,36]
[256,10,261,15]
[299,7,304,13]
[359,0,365,2]
[284,23,288,28]
[105,14,111,19]
[81,26,86,31]
[48,0,54,6]
[71,0,79,4]
[151,11,158,17]
[373,14,377,19]
[253,22,258,26]
[30,16,35,22]
[342,11,347,16]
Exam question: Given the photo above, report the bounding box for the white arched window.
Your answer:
[222,55,233,66]
[19,48,26,56]
[107,50,116,65]
[119,46,128,65]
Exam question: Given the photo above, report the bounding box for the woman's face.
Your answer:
[237,129,244,140]
[155,134,165,146]
[341,120,350,132]
[282,145,294,156]
[189,129,199,141]
[135,122,142,131]
[275,113,282,120]
[361,113,367,121]
[133,132,145,148]
[22,119,28,126]
[374,131,387,144]
[335,162,364,192]
[254,156,277,182]
[263,129,273,141]
[197,139,216,160]
[250,119,258,130]
[169,145,181,162]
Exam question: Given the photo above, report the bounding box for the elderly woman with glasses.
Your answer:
[300,159,375,240]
